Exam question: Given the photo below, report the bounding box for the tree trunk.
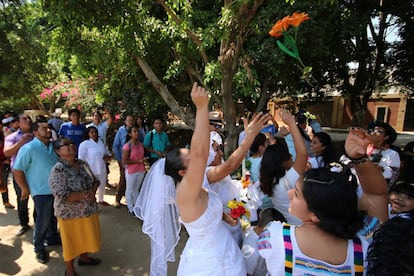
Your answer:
[221,60,237,155]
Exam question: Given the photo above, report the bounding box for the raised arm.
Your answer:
[4,132,33,157]
[176,83,210,219]
[280,109,307,175]
[345,127,388,222]
[206,112,271,184]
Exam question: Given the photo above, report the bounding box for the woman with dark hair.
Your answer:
[122,125,146,214]
[258,128,388,275]
[135,83,270,275]
[248,133,267,183]
[136,116,148,143]
[49,137,101,276]
[78,126,112,206]
[307,132,336,169]
[260,110,308,225]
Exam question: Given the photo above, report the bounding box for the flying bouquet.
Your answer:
[269,12,313,82]
[225,199,251,220]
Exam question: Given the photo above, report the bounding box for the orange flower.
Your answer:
[269,12,310,38]
[269,16,290,38]
[287,12,310,27]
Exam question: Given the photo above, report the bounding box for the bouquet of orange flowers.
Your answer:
[269,12,312,81]
[226,199,250,220]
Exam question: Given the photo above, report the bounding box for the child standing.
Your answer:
[388,181,414,218]
[122,126,146,214]
[242,208,286,276]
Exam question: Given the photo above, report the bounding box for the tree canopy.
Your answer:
[1,0,412,150]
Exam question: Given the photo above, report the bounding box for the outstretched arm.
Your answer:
[207,112,271,184]
[176,83,210,221]
[280,109,307,176]
[345,127,388,222]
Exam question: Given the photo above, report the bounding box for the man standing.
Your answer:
[4,113,33,236]
[58,108,86,155]
[144,117,171,166]
[112,115,135,207]
[47,108,64,133]
[87,109,113,146]
[13,121,59,263]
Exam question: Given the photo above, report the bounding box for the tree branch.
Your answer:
[156,0,209,64]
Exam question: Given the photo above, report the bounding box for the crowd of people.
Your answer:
[0,108,171,276]
[1,85,414,275]
[134,85,414,275]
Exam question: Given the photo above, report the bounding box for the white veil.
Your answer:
[134,158,181,276]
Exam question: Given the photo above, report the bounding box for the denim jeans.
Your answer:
[13,175,29,226]
[32,194,58,253]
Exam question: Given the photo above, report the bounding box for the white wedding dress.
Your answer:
[177,189,247,276]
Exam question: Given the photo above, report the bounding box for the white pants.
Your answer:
[95,173,107,202]
[125,171,145,212]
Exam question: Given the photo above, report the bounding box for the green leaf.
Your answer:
[277,40,299,59]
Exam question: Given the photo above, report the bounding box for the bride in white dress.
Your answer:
[135,83,270,275]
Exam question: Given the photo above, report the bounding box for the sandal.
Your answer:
[77,257,101,266]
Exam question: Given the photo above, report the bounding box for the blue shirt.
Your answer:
[58,122,86,152]
[13,138,58,196]
[112,125,128,161]
[260,125,277,136]
[143,130,171,159]
[247,156,262,183]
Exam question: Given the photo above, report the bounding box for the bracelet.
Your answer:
[346,154,368,164]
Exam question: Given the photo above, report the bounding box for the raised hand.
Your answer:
[245,112,271,136]
[345,127,372,159]
[190,82,209,109]
[278,125,290,137]
[279,109,295,126]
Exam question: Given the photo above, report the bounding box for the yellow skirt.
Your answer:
[58,213,101,261]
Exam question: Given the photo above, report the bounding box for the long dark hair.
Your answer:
[313,132,336,166]
[125,124,138,144]
[250,133,267,155]
[165,148,185,185]
[366,212,414,275]
[260,138,291,196]
[302,166,364,239]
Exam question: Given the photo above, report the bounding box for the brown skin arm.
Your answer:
[345,127,388,222]
[13,170,30,200]
[280,109,307,176]
[207,112,271,184]
[176,83,210,222]
[4,133,33,157]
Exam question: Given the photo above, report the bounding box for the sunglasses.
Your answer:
[369,129,385,135]
[57,143,75,149]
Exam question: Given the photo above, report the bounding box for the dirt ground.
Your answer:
[0,160,187,276]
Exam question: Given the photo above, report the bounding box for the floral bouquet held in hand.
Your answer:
[226,199,251,221]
